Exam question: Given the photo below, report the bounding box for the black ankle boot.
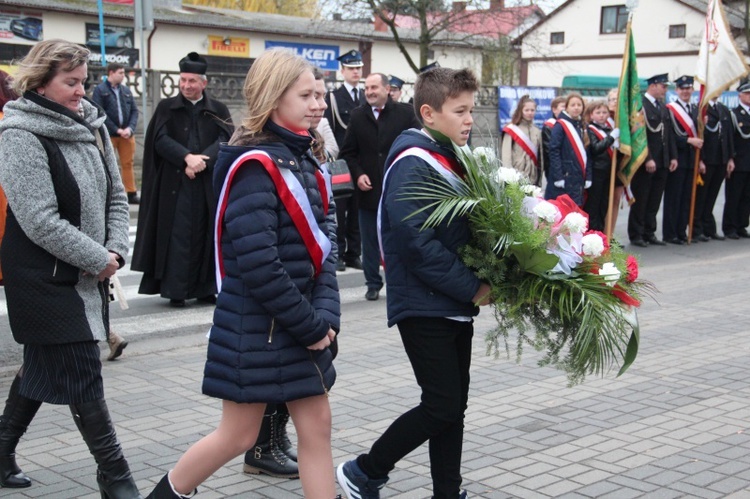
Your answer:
[146,472,195,499]
[0,374,41,489]
[273,408,297,462]
[243,414,299,478]
[70,399,141,499]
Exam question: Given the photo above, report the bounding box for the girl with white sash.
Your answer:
[501,95,543,185]
[501,95,542,185]
[583,99,619,231]
[545,92,592,206]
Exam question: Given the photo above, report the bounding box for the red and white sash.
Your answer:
[377,146,464,261]
[666,102,697,138]
[214,150,331,290]
[544,118,556,129]
[607,117,615,129]
[558,120,587,173]
[588,124,614,159]
[503,124,538,165]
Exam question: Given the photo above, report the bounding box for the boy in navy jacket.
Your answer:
[337,67,491,499]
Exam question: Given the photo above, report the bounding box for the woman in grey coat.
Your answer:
[0,40,139,498]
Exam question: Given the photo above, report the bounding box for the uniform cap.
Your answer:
[337,50,363,68]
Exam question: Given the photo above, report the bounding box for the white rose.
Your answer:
[473,147,498,166]
[598,262,621,286]
[563,212,588,234]
[533,200,560,223]
[581,233,605,257]
[521,184,543,198]
[496,167,523,185]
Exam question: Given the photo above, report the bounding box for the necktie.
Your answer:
[352,88,358,102]
[374,107,382,120]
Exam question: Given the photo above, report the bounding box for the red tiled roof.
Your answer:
[391,5,543,37]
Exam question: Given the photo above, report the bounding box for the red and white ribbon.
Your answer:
[666,102,697,138]
[587,124,614,159]
[607,117,615,129]
[377,145,464,261]
[503,124,538,165]
[214,150,331,290]
[558,120,587,174]
[544,118,556,129]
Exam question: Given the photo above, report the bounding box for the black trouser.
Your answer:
[335,194,360,263]
[358,209,383,291]
[628,166,668,241]
[662,168,691,240]
[584,167,610,232]
[359,317,473,499]
[723,171,750,235]
[694,162,727,237]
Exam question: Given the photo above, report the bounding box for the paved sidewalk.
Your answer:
[2,238,750,498]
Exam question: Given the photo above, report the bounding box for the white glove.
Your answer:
[610,128,621,139]
[585,181,592,189]
[613,139,620,149]
[554,180,565,188]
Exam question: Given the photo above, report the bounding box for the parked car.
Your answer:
[9,17,43,41]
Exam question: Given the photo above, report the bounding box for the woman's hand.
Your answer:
[96,252,120,281]
[307,328,337,350]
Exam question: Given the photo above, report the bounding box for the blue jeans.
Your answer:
[359,208,383,290]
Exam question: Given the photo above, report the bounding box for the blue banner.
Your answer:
[498,86,558,129]
[264,41,340,71]
[666,90,738,109]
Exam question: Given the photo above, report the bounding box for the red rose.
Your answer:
[625,255,638,283]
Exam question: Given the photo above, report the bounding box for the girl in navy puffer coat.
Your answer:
[147,49,340,499]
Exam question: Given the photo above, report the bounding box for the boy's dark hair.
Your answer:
[107,63,125,74]
[413,68,479,117]
[312,66,324,80]
[550,96,566,110]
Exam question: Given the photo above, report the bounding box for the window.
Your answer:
[669,24,686,38]
[550,32,565,44]
[600,5,628,34]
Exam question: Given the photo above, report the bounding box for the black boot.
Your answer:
[146,472,195,499]
[243,413,299,478]
[274,408,297,462]
[0,374,41,489]
[70,399,142,499]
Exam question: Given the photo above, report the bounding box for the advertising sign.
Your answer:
[265,41,339,71]
[207,36,249,58]
[85,23,138,67]
[498,86,558,129]
[0,9,43,45]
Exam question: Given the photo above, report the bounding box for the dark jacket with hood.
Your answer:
[380,129,482,327]
[202,121,339,403]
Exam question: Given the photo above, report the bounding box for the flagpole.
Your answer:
[687,104,705,244]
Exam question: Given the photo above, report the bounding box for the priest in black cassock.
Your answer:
[132,52,234,307]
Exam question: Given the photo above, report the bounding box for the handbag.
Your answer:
[328,158,355,199]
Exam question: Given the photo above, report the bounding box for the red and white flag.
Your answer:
[695,0,749,110]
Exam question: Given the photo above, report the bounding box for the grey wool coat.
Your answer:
[0,94,130,345]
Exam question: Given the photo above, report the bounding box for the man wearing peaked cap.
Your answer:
[724,78,750,238]
[132,52,234,307]
[663,74,702,244]
[389,75,405,102]
[628,72,677,247]
[337,49,364,68]
[325,49,367,271]
[419,61,440,73]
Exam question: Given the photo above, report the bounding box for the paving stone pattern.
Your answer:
[2,240,750,498]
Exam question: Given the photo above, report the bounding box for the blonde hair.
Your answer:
[12,39,90,94]
[239,49,313,135]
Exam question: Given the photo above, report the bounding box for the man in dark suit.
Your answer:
[325,50,366,271]
[629,73,677,247]
[663,75,703,244]
[339,72,421,300]
[723,79,750,239]
[695,97,735,240]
